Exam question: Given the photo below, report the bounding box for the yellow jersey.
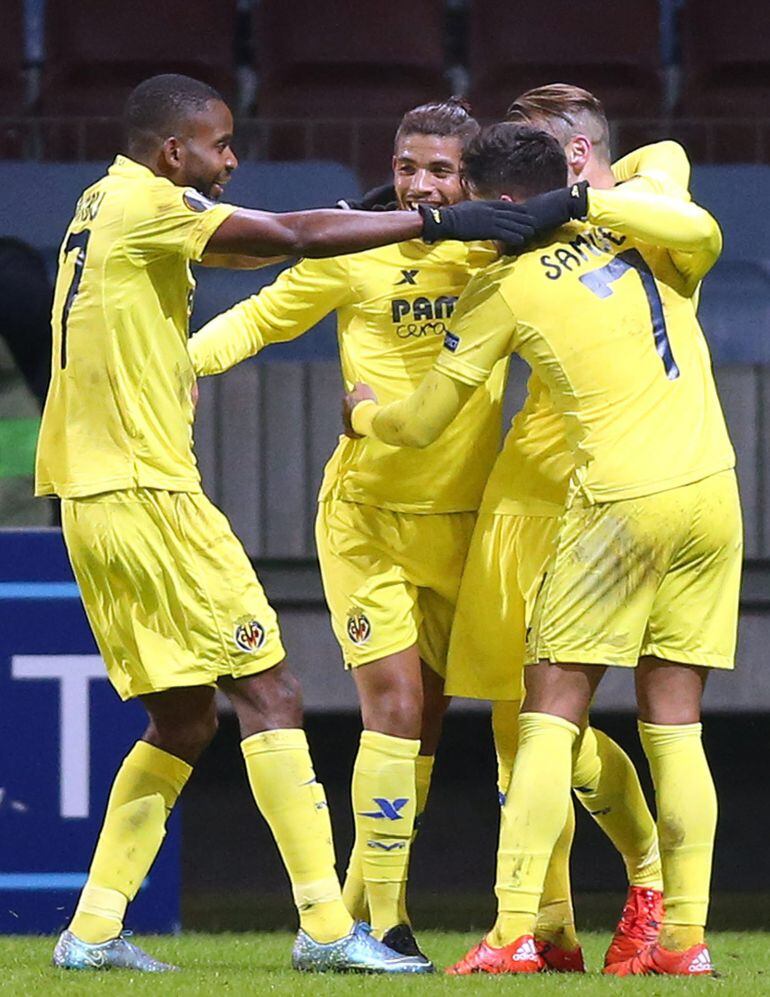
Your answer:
[35,156,235,498]
[190,239,507,513]
[436,207,734,504]
[480,142,713,515]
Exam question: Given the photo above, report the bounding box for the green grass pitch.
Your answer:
[2,931,768,995]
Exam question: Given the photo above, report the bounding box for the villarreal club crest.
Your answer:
[346,609,372,646]
[234,616,266,653]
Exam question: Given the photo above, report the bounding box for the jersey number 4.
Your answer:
[579,248,680,380]
[60,228,91,369]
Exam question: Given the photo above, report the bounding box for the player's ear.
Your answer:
[565,135,591,176]
[161,137,184,172]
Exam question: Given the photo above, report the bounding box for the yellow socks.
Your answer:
[490,712,578,948]
[639,721,716,951]
[573,726,663,890]
[536,800,579,951]
[491,699,521,802]
[350,730,419,938]
[242,728,352,944]
[395,752,435,924]
[492,700,578,949]
[343,750,433,927]
[70,740,191,944]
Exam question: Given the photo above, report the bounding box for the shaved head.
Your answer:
[124,73,224,158]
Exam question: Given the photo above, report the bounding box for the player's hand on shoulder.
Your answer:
[342,382,377,438]
[418,199,541,247]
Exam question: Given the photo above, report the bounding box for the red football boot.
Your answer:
[604,941,715,977]
[536,938,586,972]
[446,935,545,975]
[604,886,663,967]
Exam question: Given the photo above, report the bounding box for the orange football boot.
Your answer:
[446,935,545,975]
[536,939,586,972]
[604,941,715,977]
[604,886,663,967]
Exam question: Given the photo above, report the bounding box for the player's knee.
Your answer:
[365,686,423,739]
[229,665,304,733]
[147,710,218,763]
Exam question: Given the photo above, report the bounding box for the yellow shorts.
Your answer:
[446,512,560,701]
[62,489,285,700]
[315,499,475,674]
[526,470,743,669]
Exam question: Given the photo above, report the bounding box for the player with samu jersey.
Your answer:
[346,125,739,978]
[190,99,682,969]
[448,89,699,970]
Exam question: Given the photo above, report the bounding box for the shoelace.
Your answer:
[620,891,661,941]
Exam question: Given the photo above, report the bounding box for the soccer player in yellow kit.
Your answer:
[190,98,681,971]
[346,125,740,977]
[35,74,535,976]
[448,86,693,969]
[190,100,503,966]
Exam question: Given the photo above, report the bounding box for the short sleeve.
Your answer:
[124,183,237,262]
[435,271,518,387]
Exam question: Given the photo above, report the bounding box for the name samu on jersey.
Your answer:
[437,217,734,505]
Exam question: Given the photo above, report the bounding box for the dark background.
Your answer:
[183,710,770,933]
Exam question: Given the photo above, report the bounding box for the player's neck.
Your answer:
[577,160,616,190]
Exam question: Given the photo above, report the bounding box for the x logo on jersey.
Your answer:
[359,797,409,820]
[396,269,419,285]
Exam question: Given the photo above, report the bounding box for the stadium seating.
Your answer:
[254,0,447,184]
[681,0,770,117]
[468,0,663,120]
[0,0,27,156]
[39,0,237,158]
[679,1,770,162]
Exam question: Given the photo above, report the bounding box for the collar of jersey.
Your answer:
[109,155,162,182]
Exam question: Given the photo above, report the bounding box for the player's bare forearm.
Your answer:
[206,199,548,259]
[347,370,474,449]
[206,208,423,259]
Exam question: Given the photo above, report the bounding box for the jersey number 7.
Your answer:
[579,248,680,380]
[60,228,91,369]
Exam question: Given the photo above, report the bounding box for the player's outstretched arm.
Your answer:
[586,186,722,289]
[189,257,350,376]
[345,370,475,449]
[517,182,722,292]
[204,200,538,259]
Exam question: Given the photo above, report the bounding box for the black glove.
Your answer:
[336,183,398,211]
[518,181,589,234]
[419,200,537,245]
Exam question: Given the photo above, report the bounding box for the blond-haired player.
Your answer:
[345,125,738,977]
[448,84,695,969]
[37,73,534,975]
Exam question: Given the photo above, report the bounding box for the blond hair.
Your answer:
[506,83,610,159]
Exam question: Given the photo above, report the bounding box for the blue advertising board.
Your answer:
[0,529,180,934]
